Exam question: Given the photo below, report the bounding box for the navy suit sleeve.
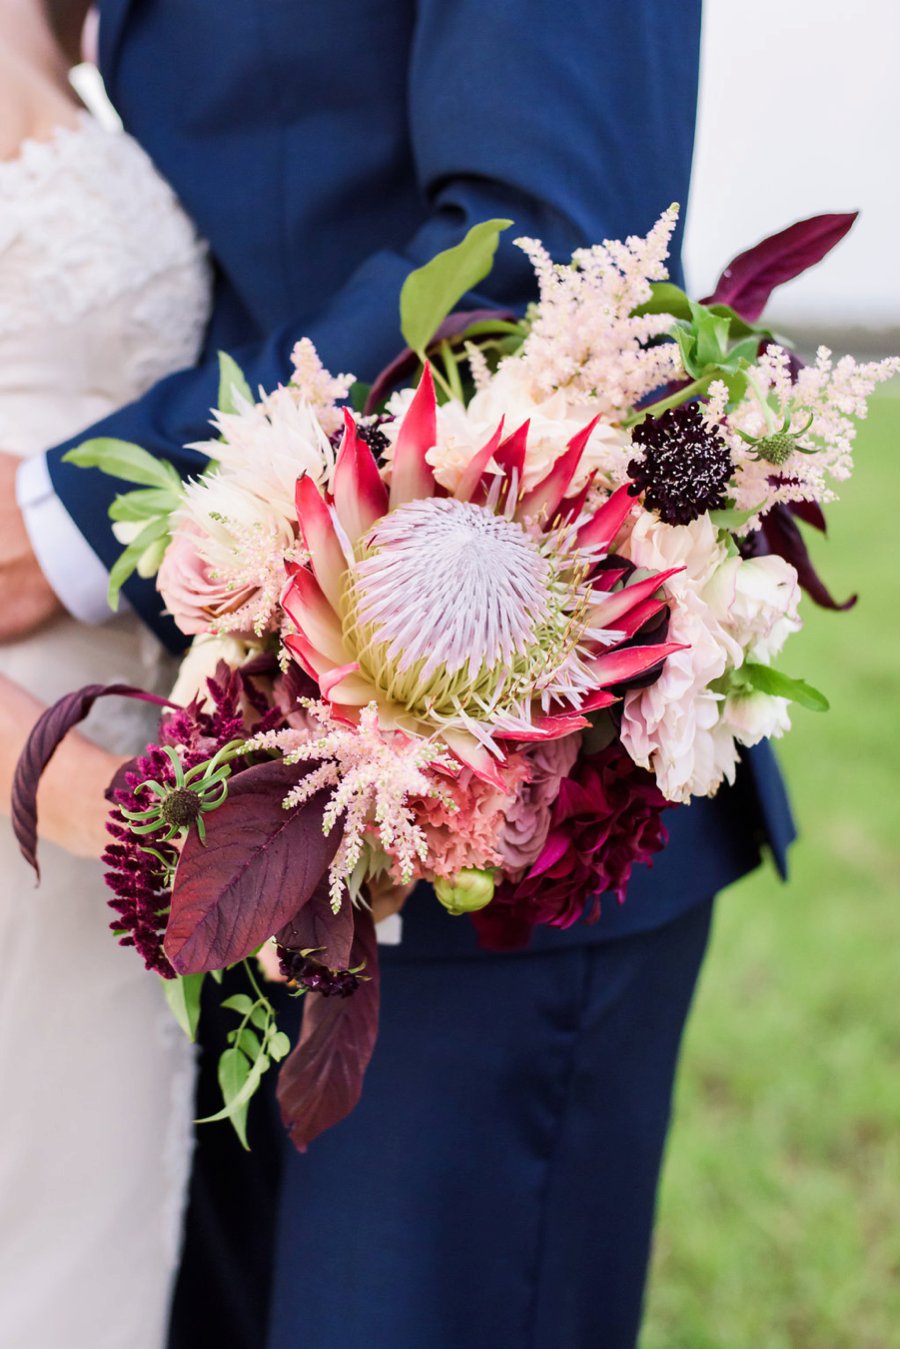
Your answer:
[46,0,701,645]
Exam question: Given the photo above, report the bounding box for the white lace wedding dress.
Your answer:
[0,113,211,1349]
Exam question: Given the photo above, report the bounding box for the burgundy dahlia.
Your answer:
[473,743,671,951]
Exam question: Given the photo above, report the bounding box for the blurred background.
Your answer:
[642,2,900,1345]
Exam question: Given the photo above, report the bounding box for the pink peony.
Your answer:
[473,743,671,951]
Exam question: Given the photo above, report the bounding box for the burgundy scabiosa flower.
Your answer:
[276,947,364,998]
[473,742,672,951]
[628,403,733,525]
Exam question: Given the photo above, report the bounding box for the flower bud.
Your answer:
[434,868,495,916]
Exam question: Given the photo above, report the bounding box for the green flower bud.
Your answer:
[754,431,795,466]
[434,868,495,916]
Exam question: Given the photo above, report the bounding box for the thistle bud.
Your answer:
[434,868,495,915]
[753,431,795,465]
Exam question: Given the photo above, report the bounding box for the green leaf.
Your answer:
[400,219,513,355]
[250,1003,270,1031]
[268,1030,291,1062]
[214,1046,252,1149]
[221,994,255,1017]
[348,380,371,413]
[163,972,206,1042]
[708,501,766,531]
[217,351,253,415]
[106,514,171,611]
[743,663,830,712]
[232,1027,263,1060]
[136,535,170,579]
[63,437,181,491]
[454,317,525,340]
[633,281,693,322]
[108,487,181,523]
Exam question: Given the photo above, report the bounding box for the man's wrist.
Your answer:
[16,455,115,625]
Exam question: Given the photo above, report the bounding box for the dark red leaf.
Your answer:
[277,907,380,1151]
[788,498,828,534]
[703,213,858,323]
[276,877,355,971]
[165,760,342,974]
[761,504,856,611]
[365,307,516,413]
[11,683,174,879]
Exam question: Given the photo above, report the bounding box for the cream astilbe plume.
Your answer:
[511,204,684,420]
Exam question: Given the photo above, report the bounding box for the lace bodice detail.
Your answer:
[0,112,211,455]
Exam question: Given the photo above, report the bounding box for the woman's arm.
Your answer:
[0,674,122,859]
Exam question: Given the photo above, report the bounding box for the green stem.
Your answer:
[744,368,778,434]
[420,353,455,401]
[439,340,465,403]
[623,375,712,428]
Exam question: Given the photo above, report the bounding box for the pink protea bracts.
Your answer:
[281,365,684,784]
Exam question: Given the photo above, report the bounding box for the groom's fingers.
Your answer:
[0,451,63,641]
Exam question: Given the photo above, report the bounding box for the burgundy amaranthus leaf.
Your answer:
[103,666,284,977]
[473,743,672,952]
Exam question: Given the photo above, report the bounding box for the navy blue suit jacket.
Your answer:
[48,0,793,941]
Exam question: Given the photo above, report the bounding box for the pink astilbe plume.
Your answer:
[247,701,458,911]
[512,205,684,420]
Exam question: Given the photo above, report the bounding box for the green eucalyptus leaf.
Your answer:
[217,351,253,415]
[63,437,182,491]
[221,994,255,1017]
[743,663,830,712]
[400,218,513,355]
[163,972,205,1042]
[250,1003,270,1031]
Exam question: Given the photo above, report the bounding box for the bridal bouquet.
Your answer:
[14,207,897,1149]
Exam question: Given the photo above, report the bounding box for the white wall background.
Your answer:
[684,0,899,328]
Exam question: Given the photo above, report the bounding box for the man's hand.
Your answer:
[0,451,63,641]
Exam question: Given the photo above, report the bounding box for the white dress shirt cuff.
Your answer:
[16,454,115,626]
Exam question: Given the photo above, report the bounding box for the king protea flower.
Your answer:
[281,368,684,784]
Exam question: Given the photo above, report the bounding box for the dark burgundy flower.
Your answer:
[628,403,733,525]
[473,743,672,951]
[277,947,363,998]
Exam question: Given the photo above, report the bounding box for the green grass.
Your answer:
[641,386,900,1349]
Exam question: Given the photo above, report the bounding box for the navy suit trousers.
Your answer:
[169,897,714,1349]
